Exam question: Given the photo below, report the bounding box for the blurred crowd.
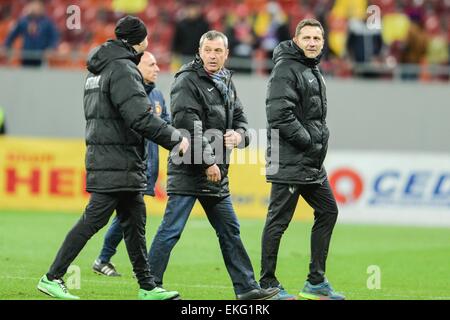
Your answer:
[0,0,449,80]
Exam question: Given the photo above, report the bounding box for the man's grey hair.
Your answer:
[199,30,228,49]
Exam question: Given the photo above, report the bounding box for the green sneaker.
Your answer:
[37,275,80,300]
[138,287,180,300]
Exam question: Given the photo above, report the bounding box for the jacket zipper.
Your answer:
[312,67,326,170]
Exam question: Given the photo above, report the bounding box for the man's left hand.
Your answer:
[224,130,242,149]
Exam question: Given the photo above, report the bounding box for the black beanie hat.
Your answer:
[115,16,147,46]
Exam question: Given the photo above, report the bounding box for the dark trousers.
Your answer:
[260,179,338,288]
[47,192,156,290]
[148,194,259,295]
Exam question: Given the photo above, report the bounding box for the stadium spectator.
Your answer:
[171,0,210,67]
[399,20,428,79]
[92,51,174,277]
[254,1,291,73]
[0,106,5,135]
[3,0,59,67]
[346,16,384,78]
[224,3,258,73]
[147,30,280,301]
[37,15,188,300]
[262,19,345,300]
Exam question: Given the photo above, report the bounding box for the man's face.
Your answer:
[138,52,159,84]
[199,37,229,73]
[293,26,324,58]
[28,1,45,16]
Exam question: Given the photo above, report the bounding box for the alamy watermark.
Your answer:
[66,5,81,30]
[367,5,382,30]
[169,125,280,175]
[367,265,381,289]
[66,265,81,290]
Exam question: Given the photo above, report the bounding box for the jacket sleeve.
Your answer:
[109,64,182,150]
[170,75,215,169]
[160,93,171,125]
[232,85,250,148]
[266,75,311,150]
[4,19,24,48]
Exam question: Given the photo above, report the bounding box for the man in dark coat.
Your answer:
[37,16,188,300]
[92,52,172,277]
[261,19,345,300]
[147,30,279,300]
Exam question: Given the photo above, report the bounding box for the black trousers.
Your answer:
[47,192,156,290]
[260,179,338,288]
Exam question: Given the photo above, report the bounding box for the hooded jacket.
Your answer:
[166,57,250,197]
[266,40,329,184]
[84,39,181,193]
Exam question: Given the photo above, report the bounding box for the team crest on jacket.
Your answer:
[154,101,162,116]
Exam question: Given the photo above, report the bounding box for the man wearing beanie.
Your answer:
[37,15,189,300]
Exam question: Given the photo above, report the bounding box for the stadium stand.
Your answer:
[0,0,449,80]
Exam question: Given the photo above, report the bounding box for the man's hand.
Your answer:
[224,130,242,149]
[178,137,189,156]
[206,164,221,183]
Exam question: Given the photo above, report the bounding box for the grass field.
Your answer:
[0,210,449,300]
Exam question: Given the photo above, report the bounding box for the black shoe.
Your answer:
[92,259,121,277]
[236,287,280,300]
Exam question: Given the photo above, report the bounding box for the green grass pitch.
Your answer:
[0,210,449,300]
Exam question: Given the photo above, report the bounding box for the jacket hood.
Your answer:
[273,40,323,68]
[87,39,143,74]
[175,54,204,78]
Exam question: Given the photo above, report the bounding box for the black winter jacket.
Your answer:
[84,39,181,192]
[166,57,250,197]
[266,40,329,184]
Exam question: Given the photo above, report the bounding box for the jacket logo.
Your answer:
[85,75,101,90]
[207,87,214,92]
[289,185,296,194]
[308,79,314,83]
[154,101,162,116]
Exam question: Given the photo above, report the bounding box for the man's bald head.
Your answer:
[138,51,160,84]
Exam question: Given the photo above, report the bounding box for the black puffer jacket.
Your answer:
[266,40,329,184]
[166,57,250,197]
[84,39,181,193]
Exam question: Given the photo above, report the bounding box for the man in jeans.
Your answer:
[147,30,279,300]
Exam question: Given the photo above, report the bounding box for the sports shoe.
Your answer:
[37,275,80,300]
[138,287,180,300]
[299,280,345,300]
[268,284,296,300]
[236,287,280,300]
[92,259,121,277]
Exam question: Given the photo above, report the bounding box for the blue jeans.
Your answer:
[97,196,196,263]
[148,194,259,295]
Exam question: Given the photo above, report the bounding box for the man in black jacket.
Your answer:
[261,19,345,300]
[147,30,279,300]
[37,16,188,300]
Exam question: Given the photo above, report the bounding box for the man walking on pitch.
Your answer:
[147,30,279,300]
[261,19,345,300]
[92,51,172,277]
[37,16,188,300]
